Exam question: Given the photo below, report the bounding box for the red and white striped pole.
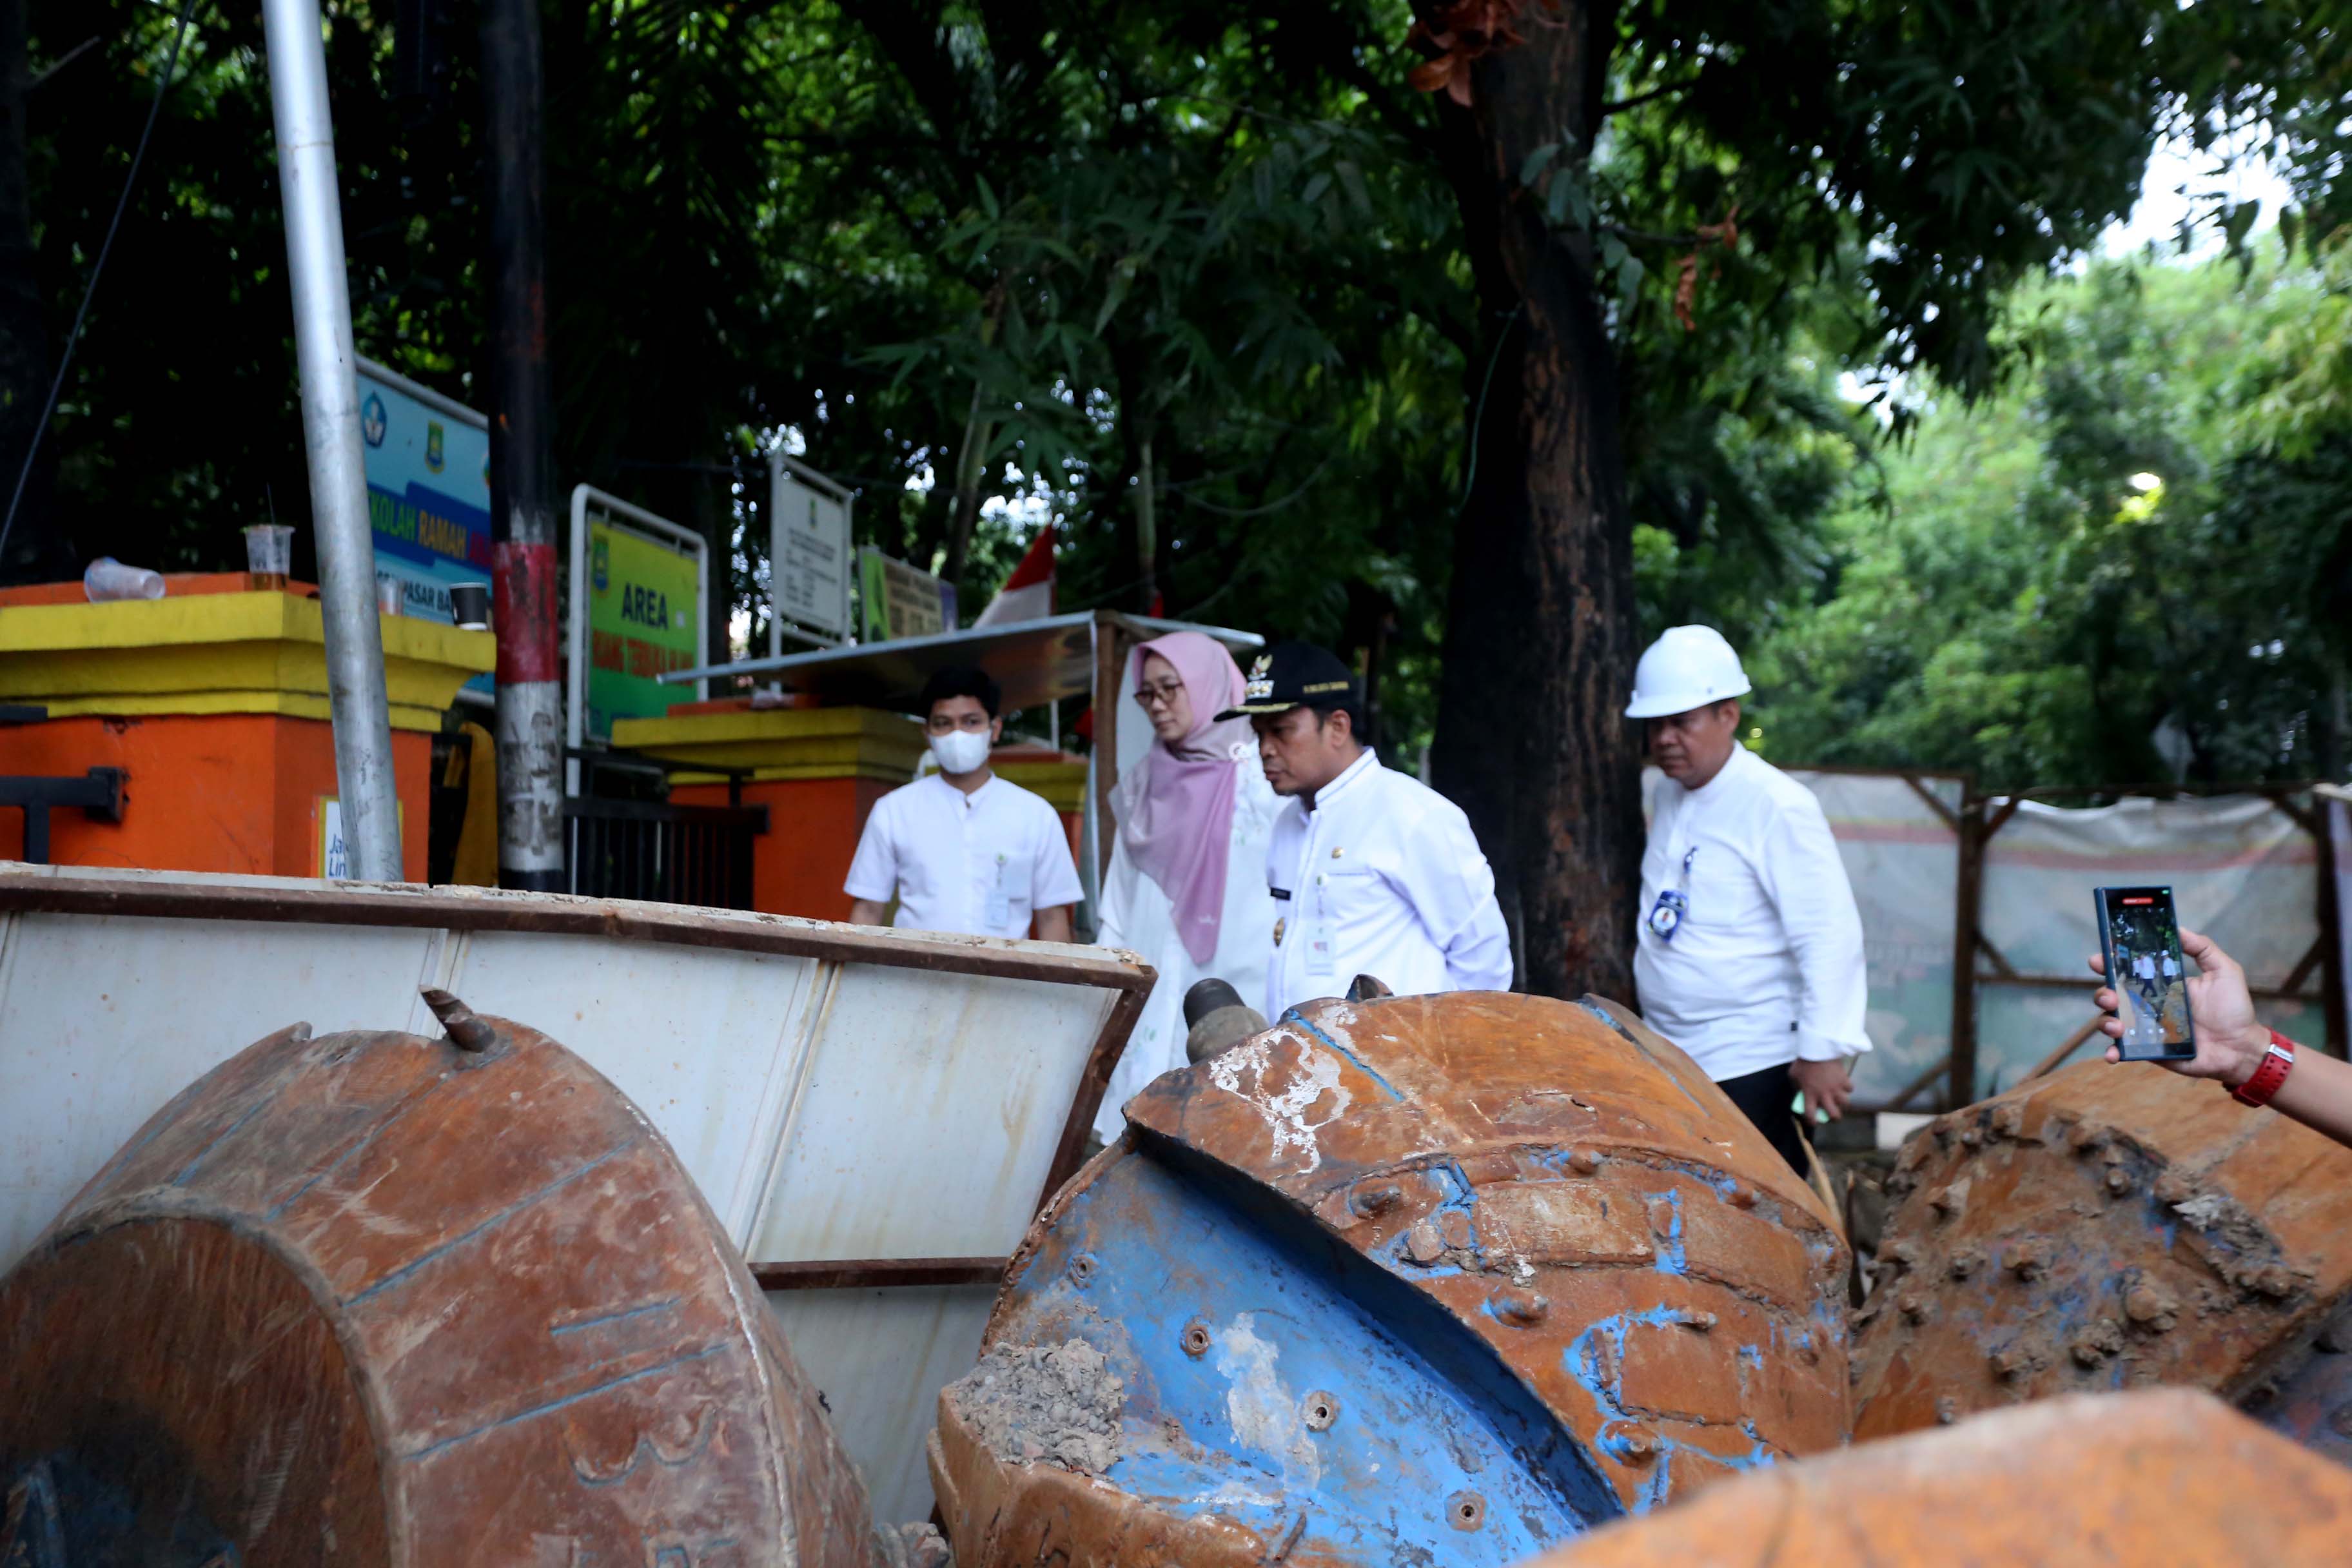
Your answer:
[482,0,564,890]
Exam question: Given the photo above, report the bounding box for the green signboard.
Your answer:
[585,514,701,742]
[857,547,948,643]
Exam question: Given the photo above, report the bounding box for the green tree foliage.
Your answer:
[8,0,2347,810]
[7,0,1879,758]
[1741,245,2352,787]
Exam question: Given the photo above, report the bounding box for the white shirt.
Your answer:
[1262,749,1513,1019]
[843,772,1083,939]
[1633,745,1869,1081]
[1092,757,1282,1142]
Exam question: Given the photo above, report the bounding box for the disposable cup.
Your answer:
[83,558,165,602]
[377,576,406,617]
[244,524,294,575]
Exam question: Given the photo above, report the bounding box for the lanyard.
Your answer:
[1647,844,1697,942]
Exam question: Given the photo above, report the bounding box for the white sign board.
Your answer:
[771,453,852,646]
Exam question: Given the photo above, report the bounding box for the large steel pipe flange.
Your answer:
[930,992,1851,1567]
[1854,1059,2352,1457]
[0,997,881,1567]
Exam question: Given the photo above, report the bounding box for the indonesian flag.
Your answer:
[973,524,1055,627]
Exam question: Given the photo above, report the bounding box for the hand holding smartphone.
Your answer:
[2093,886,2197,1061]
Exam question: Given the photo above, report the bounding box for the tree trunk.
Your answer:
[941,377,992,593]
[1135,431,1157,612]
[1423,1,1643,1001]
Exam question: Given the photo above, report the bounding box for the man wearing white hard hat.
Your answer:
[1627,625,1868,1174]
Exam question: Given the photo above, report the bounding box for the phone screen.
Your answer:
[2096,886,2196,1061]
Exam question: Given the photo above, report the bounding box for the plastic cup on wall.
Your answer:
[376,575,406,617]
[449,582,491,631]
[83,558,165,602]
[243,524,294,576]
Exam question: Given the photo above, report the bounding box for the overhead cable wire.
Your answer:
[0,0,204,567]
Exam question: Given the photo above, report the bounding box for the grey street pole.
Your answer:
[261,0,402,882]
[482,0,565,892]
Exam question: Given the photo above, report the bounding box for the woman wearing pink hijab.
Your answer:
[1092,631,1280,1141]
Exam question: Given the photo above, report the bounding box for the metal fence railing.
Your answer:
[563,796,766,910]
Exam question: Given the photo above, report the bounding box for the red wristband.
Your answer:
[2230,1031,2296,1108]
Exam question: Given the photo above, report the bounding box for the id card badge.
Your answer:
[1646,888,1689,942]
[985,852,1012,928]
[1646,846,1697,943]
[1305,873,1336,977]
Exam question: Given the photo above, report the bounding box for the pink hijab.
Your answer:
[1113,632,1255,965]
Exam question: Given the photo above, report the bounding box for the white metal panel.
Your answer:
[0,910,442,1266]
[746,965,1114,1262]
[0,864,1146,1522]
[766,1284,997,1525]
[446,928,825,1239]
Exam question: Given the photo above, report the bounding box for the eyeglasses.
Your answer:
[1133,680,1186,709]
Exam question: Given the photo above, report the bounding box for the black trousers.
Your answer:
[1714,1060,1810,1177]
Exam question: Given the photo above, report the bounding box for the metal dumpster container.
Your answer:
[0,863,1150,1521]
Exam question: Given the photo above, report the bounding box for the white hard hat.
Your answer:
[1625,625,1751,718]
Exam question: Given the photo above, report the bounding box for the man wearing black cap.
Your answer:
[1219,642,1512,1018]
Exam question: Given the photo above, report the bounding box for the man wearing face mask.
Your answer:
[845,665,1083,941]
[1220,640,1513,1019]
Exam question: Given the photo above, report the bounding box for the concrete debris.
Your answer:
[946,1338,1126,1474]
[874,1522,956,1568]
[2173,1191,2231,1230]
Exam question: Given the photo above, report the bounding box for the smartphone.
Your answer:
[2093,886,2196,1061]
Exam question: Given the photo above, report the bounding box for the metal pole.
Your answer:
[482,0,564,891]
[261,0,402,883]
[2315,793,2349,1058]
[1944,785,1983,1113]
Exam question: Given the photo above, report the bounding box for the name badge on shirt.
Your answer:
[1646,888,1689,941]
[1305,872,1335,976]
[985,852,1012,928]
[1647,845,1697,943]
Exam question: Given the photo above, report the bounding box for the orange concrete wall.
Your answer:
[672,774,896,921]
[0,713,431,880]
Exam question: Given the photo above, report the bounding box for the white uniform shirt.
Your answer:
[843,772,1083,939]
[1262,749,1513,1019]
[1633,744,1869,1081]
[1091,756,1282,1142]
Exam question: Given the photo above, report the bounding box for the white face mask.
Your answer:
[930,726,993,775]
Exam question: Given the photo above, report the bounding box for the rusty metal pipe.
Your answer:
[1853,1060,2352,1462]
[933,993,1852,1566]
[1514,1389,2352,1566]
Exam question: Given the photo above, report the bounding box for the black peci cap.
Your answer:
[1215,641,1359,720]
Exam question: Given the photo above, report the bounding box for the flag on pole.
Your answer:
[973,525,1055,627]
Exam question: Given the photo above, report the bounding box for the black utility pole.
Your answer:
[481,0,564,891]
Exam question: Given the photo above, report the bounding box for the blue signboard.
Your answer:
[355,357,493,627]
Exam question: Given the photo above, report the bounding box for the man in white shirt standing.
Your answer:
[1219,642,1513,1019]
[1628,625,1868,1174]
[845,665,1083,941]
